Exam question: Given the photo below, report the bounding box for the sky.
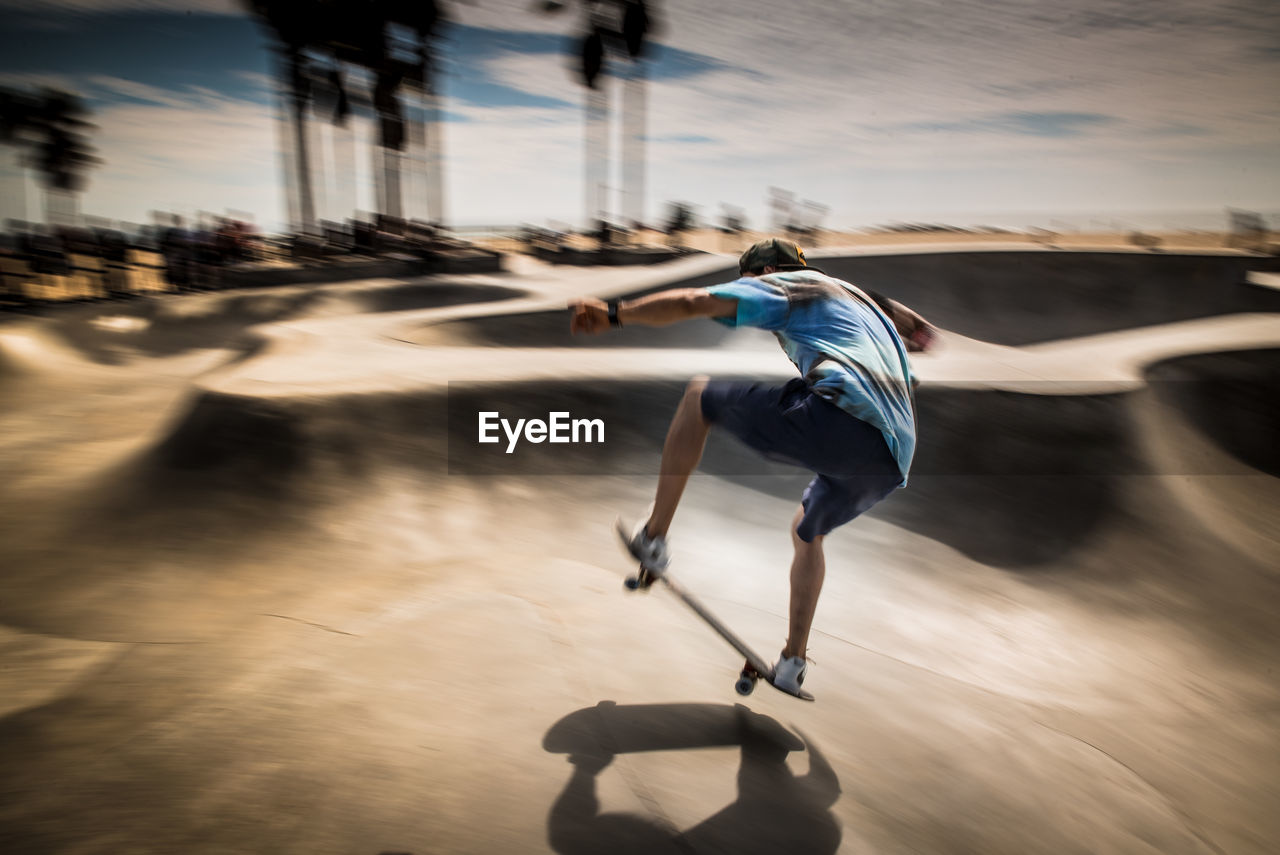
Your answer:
[0,0,1277,232]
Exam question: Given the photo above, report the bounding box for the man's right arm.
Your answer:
[569,288,736,335]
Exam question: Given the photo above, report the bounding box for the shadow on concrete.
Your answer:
[861,387,1139,568]
[1145,348,1280,477]
[543,701,841,855]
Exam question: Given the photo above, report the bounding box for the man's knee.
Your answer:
[683,375,710,421]
[791,507,823,549]
[686,375,709,399]
[793,527,823,549]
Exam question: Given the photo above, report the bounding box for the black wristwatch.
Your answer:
[607,299,622,328]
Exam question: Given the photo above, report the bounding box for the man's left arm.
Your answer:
[865,291,938,353]
[568,288,736,335]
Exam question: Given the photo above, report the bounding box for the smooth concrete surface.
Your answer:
[1,249,1279,855]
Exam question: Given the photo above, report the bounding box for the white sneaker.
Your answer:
[619,516,671,575]
[772,652,808,693]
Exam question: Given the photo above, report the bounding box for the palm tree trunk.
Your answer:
[44,186,78,228]
[275,64,300,232]
[332,119,355,223]
[306,95,326,227]
[404,83,428,223]
[424,72,445,226]
[382,146,402,220]
[1,145,27,225]
[621,59,647,229]
[285,51,316,233]
[584,83,609,229]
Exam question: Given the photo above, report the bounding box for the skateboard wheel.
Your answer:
[625,570,655,591]
[735,676,756,696]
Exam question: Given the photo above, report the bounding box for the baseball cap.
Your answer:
[738,238,818,274]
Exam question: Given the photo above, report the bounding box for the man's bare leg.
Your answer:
[784,505,825,659]
[645,376,711,539]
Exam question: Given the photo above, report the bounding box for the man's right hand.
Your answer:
[568,298,610,335]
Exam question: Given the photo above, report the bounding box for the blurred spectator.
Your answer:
[23,225,68,275]
[665,201,695,248]
[160,216,194,290]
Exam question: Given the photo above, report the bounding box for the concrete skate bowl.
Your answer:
[46,280,527,365]
[71,360,1274,649]
[101,374,1142,568]
[52,247,1280,585]
[816,250,1280,345]
[14,306,1270,665]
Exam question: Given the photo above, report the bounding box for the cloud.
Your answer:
[68,86,280,224]
[87,75,201,109]
[0,71,86,92]
[5,0,1279,227]
[649,134,715,144]
[981,79,1097,99]
[900,112,1117,139]
[437,0,1280,223]
[233,70,275,92]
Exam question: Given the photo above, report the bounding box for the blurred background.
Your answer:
[1,2,1279,855]
[1,0,1277,259]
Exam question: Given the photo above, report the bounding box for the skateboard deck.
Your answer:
[615,519,815,701]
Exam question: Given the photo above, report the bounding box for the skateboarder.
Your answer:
[568,238,935,693]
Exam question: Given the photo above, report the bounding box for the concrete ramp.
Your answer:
[816,248,1280,345]
[2,249,1279,855]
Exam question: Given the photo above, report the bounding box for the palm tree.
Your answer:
[244,0,318,232]
[244,0,448,233]
[541,1,655,233]
[0,86,99,228]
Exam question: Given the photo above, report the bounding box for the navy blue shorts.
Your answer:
[700,377,903,542]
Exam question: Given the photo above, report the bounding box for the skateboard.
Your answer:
[615,519,815,701]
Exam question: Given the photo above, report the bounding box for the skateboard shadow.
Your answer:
[543,701,841,855]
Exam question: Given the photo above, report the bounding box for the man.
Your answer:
[568,238,935,695]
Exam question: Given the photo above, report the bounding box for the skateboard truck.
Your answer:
[736,660,766,696]
[623,565,660,591]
